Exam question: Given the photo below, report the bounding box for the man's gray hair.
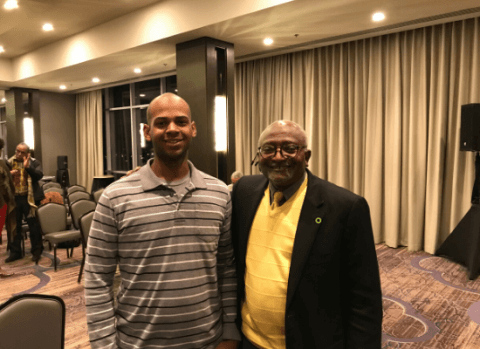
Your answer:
[231,171,243,180]
[17,142,30,153]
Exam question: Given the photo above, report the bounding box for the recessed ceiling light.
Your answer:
[59,85,66,90]
[1,98,6,103]
[0,46,4,53]
[43,23,54,31]
[92,77,100,83]
[4,0,18,10]
[263,38,274,46]
[372,12,385,22]
[134,68,142,74]
[139,94,146,97]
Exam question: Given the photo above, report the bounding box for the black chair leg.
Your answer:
[53,245,57,271]
[78,244,86,283]
[78,256,85,283]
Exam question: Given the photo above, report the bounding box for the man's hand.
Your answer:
[10,169,19,178]
[121,166,141,179]
[23,153,30,168]
[215,340,240,349]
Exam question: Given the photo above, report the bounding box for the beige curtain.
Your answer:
[76,90,103,191]
[235,18,480,254]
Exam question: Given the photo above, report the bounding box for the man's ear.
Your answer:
[304,149,312,167]
[191,121,197,138]
[143,123,151,141]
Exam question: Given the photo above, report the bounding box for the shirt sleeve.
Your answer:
[216,194,241,342]
[342,196,383,348]
[84,191,119,349]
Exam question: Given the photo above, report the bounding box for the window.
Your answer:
[104,75,176,179]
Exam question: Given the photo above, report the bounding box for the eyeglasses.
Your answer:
[251,143,305,166]
[15,149,27,155]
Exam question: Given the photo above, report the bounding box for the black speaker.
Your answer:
[57,156,68,170]
[460,104,480,151]
[56,169,70,188]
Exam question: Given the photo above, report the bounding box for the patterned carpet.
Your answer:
[1,230,480,348]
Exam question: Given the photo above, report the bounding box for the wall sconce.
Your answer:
[214,95,227,152]
[23,117,34,150]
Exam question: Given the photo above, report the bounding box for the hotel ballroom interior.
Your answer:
[2,0,480,348]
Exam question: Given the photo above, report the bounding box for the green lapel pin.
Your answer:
[315,217,322,224]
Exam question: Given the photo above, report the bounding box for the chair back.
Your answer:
[70,199,96,230]
[68,191,91,206]
[0,294,65,349]
[37,202,68,234]
[79,210,95,248]
[92,188,104,203]
[43,182,62,190]
[67,185,87,195]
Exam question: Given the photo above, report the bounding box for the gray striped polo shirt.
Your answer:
[85,160,239,349]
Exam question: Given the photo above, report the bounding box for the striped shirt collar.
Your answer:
[139,159,207,192]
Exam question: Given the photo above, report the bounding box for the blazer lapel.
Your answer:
[286,172,325,309]
[238,176,268,267]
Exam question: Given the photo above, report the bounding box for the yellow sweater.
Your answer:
[242,177,308,349]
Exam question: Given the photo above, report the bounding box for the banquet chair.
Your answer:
[0,294,65,349]
[43,182,62,190]
[36,202,82,271]
[70,199,96,231]
[66,185,87,196]
[67,190,91,206]
[77,210,95,283]
[92,187,104,204]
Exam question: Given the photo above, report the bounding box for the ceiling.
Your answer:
[0,0,480,95]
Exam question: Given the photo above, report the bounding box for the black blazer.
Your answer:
[231,170,383,349]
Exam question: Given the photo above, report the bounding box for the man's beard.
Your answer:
[153,142,190,164]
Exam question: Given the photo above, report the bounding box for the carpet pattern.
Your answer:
[1,231,480,348]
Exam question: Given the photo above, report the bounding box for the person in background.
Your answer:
[0,138,15,277]
[5,142,44,263]
[228,171,243,191]
[231,120,383,349]
[85,93,240,349]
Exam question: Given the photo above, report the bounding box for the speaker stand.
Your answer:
[435,152,480,279]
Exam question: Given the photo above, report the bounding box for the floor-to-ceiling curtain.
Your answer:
[235,17,480,254]
[76,90,103,191]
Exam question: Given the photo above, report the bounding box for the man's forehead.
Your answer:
[261,124,305,144]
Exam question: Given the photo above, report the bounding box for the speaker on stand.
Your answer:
[56,156,70,188]
[436,103,480,279]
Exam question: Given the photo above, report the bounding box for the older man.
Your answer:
[5,142,44,263]
[228,171,243,191]
[231,120,382,349]
[85,93,240,349]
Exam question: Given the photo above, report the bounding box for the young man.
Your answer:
[232,120,383,349]
[85,93,240,349]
